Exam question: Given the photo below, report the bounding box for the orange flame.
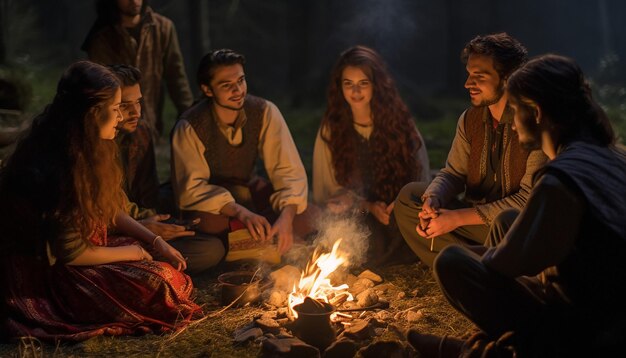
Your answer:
[288,239,353,318]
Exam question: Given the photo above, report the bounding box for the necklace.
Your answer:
[353,121,373,128]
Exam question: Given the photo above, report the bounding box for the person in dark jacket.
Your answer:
[82,0,193,139]
[408,54,626,358]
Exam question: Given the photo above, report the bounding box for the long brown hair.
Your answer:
[0,61,125,254]
[508,54,615,146]
[320,45,422,203]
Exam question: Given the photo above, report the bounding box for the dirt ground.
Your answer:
[0,261,476,358]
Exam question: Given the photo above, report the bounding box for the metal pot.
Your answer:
[218,271,261,307]
[292,298,336,351]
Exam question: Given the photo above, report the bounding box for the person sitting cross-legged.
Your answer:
[109,64,225,274]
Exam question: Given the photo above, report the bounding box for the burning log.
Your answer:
[329,292,350,307]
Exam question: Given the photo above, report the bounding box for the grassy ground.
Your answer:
[0,262,475,357]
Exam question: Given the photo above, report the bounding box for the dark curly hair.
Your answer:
[108,64,142,86]
[461,32,528,80]
[320,45,423,203]
[197,49,246,88]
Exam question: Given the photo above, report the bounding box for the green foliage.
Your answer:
[0,66,33,115]
[591,54,626,144]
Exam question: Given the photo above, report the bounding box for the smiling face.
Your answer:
[464,54,505,107]
[202,64,247,111]
[509,95,542,150]
[118,84,142,133]
[97,88,123,140]
[341,66,373,111]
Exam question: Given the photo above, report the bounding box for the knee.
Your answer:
[433,245,469,282]
[394,182,430,219]
[492,208,520,229]
[186,240,226,274]
[396,182,429,203]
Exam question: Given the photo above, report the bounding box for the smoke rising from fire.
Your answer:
[283,211,370,271]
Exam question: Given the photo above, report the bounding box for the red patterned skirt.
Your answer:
[2,234,203,342]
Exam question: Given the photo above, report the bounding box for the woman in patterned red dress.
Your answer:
[0,61,202,342]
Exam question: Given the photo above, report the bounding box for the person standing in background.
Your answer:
[82,0,193,140]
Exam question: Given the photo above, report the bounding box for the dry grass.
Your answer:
[0,262,475,357]
[0,105,473,357]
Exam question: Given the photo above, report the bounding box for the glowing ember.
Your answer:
[288,239,353,318]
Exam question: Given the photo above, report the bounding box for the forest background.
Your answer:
[1,1,626,356]
[1,0,626,180]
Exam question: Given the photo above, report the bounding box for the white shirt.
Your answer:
[171,100,308,215]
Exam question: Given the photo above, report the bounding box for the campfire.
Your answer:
[227,232,432,357]
[219,214,443,356]
[287,238,353,319]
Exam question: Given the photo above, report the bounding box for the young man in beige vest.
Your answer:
[171,49,313,256]
[394,33,547,267]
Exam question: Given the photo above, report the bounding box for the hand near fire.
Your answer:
[236,206,272,242]
[369,201,394,225]
[269,215,294,254]
[139,214,197,240]
[269,204,297,254]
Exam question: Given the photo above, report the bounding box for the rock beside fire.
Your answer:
[256,318,281,334]
[339,319,373,340]
[323,338,357,358]
[349,278,375,296]
[233,327,264,343]
[406,310,424,323]
[358,270,382,284]
[262,337,320,357]
[356,288,379,308]
[270,265,301,292]
[358,340,409,358]
[268,290,288,307]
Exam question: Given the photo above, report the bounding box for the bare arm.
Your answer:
[67,212,154,266]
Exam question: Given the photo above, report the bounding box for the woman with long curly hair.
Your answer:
[0,61,201,341]
[313,45,430,267]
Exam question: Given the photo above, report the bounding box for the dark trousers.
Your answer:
[167,235,226,275]
[363,213,418,268]
[433,209,590,357]
[181,177,317,242]
[394,182,492,267]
